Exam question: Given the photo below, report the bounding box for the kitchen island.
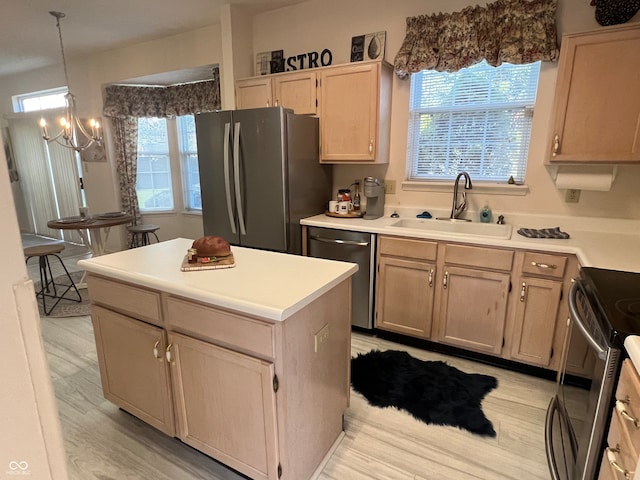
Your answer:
[78,238,357,480]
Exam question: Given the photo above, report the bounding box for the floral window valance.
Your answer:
[103,66,220,118]
[394,0,559,78]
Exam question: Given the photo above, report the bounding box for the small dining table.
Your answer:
[47,212,134,257]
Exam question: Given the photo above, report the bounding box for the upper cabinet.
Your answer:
[547,23,640,163]
[319,62,392,163]
[235,71,318,115]
[235,60,392,163]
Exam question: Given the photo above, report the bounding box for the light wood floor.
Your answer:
[30,240,558,480]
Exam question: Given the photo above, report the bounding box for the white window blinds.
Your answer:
[407,60,541,184]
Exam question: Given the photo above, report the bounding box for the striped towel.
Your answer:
[516,227,570,239]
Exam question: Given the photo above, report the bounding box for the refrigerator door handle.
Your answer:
[233,122,247,235]
[223,122,236,234]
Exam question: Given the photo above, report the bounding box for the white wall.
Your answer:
[252,0,640,220]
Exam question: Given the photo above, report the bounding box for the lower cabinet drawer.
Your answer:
[379,236,437,261]
[165,296,275,359]
[442,243,514,271]
[87,274,162,325]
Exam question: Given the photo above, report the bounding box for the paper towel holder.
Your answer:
[546,164,618,191]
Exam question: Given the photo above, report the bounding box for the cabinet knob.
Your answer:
[552,135,560,156]
[520,282,527,302]
[153,340,161,360]
[606,446,631,478]
[616,398,640,428]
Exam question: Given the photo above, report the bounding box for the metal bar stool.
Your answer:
[127,224,160,248]
[24,242,82,316]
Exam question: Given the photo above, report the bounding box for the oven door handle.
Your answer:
[568,281,607,361]
[545,396,562,480]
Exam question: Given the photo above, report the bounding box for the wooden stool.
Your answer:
[127,224,160,248]
[24,242,82,316]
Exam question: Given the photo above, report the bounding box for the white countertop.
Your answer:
[301,208,640,273]
[78,238,358,321]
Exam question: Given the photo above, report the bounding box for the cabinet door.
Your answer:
[548,24,640,163]
[376,256,435,338]
[92,305,175,435]
[435,266,510,355]
[168,332,279,480]
[235,77,273,110]
[273,71,317,114]
[319,63,378,162]
[510,276,562,367]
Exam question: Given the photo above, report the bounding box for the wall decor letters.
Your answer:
[285,49,333,71]
[256,49,333,75]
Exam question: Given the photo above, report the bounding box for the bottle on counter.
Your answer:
[353,184,361,212]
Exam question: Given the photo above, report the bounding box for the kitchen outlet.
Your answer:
[565,189,581,203]
[385,180,396,195]
[314,324,329,353]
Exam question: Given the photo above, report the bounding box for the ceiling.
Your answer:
[0,0,308,81]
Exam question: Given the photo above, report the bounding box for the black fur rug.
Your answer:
[351,349,498,437]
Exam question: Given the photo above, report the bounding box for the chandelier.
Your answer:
[39,11,102,153]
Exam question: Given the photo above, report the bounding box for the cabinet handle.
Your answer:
[428,268,434,288]
[443,271,448,289]
[165,343,174,363]
[616,399,640,428]
[531,261,557,270]
[552,135,560,156]
[368,141,373,154]
[266,100,270,107]
[153,340,161,360]
[520,282,527,302]
[275,99,279,107]
[606,446,631,479]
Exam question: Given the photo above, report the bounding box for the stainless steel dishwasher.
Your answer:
[307,226,375,329]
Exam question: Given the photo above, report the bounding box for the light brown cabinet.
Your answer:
[548,23,640,163]
[168,331,279,480]
[319,62,391,163]
[235,71,318,115]
[375,235,579,371]
[509,251,574,369]
[433,244,513,355]
[92,304,175,436]
[86,272,351,480]
[235,60,392,163]
[599,359,640,479]
[375,236,437,338]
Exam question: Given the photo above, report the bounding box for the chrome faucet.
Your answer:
[450,172,473,220]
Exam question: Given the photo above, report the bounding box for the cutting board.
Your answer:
[180,253,236,272]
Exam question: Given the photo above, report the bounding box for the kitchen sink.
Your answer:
[388,218,513,239]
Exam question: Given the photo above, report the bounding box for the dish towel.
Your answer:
[516,227,570,239]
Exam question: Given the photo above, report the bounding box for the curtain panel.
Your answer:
[394,0,559,78]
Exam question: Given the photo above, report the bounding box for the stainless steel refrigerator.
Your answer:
[195,107,331,255]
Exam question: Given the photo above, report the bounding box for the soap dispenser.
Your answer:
[480,206,492,223]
